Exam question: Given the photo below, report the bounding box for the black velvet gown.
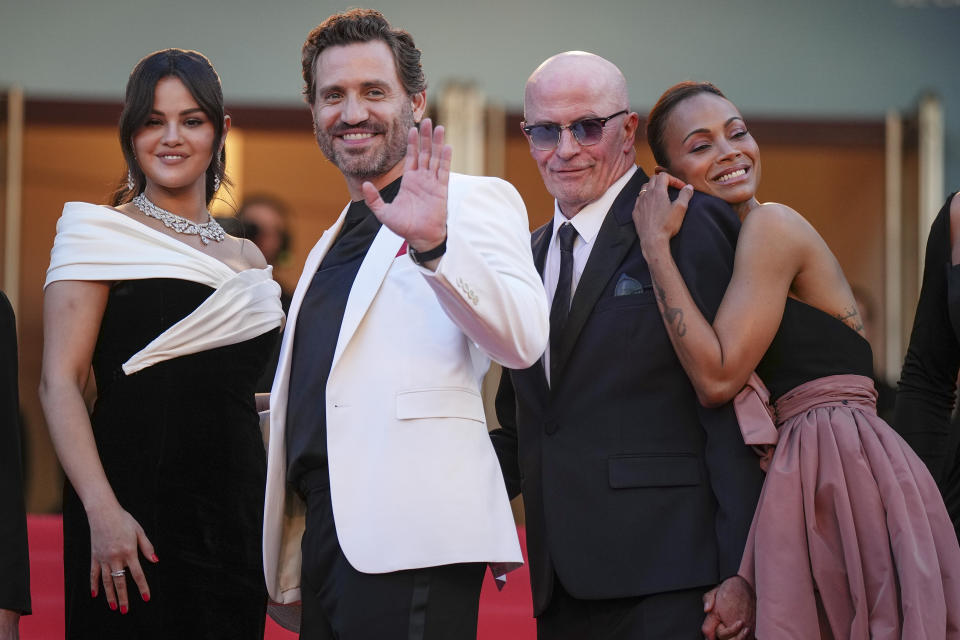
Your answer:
[62,278,278,639]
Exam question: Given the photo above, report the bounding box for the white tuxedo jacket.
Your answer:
[263,173,549,603]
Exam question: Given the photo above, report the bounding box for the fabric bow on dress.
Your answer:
[733,372,778,471]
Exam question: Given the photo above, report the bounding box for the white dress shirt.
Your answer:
[543,165,638,385]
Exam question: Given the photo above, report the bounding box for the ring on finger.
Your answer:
[110,569,126,578]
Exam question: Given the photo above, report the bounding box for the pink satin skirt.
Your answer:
[739,374,960,639]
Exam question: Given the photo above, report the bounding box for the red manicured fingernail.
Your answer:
[143,593,150,602]
[109,601,117,611]
[151,554,159,562]
[91,590,97,598]
[121,605,128,614]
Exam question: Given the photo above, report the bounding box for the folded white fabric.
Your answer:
[45,201,284,374]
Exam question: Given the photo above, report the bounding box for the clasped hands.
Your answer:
[703,575,756,640]
[362,118,450,268]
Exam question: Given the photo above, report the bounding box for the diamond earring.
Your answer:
[127,170,135,191]
[213,174,221,192]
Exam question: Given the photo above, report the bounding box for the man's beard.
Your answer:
[314,102,415,180]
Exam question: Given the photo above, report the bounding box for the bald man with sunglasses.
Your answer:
[490,52,764,640]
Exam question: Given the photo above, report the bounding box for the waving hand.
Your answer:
[362,118,450,257]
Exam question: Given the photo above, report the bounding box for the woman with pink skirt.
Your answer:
[633,81,960,639]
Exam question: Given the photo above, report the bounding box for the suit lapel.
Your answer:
[524,221,553,386]
[553,169,649,381]
[531,221,552,276]
[330,223,405,371]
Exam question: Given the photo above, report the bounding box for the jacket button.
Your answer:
[544,420,559,435]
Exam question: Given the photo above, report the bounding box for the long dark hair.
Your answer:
[112,48,227,206]
[646,81,726,169]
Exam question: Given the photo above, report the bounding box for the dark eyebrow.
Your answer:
[317,80,391,94]
[528,113,601,127]
[682,117,744,143]
[149,108,204,117]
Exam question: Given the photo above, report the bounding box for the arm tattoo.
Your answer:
[834,306,864,333]
[655,283,687,337]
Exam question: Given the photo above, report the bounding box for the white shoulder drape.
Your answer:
[46,202,284,374]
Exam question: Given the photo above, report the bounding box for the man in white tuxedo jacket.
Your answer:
[262,9,549,639]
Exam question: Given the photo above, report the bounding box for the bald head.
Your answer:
[524,51,629,120]
[522,51,637,217]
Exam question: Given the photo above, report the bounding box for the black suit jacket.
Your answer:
[491,168,763,616]
[0,290,31,614]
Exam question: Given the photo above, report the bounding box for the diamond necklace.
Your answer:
[132,193,225,245]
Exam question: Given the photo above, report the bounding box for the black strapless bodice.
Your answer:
[756,297,874,402]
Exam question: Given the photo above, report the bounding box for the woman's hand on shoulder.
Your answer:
[633,171,694,254]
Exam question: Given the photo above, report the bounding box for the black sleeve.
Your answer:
[489,368,522,500]
[895,193,960,483]
[672,192,764,580]
[0,291,31,614]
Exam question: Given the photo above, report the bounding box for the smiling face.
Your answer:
[132,76,219,196]
[660,92,760,210]
[523,53,637,218]
[310,40,425,193]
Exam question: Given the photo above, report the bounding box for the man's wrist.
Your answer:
[408,236,447,266]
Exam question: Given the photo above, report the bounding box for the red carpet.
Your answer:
[21,515,535,639]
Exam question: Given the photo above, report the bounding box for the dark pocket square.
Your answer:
[614,273,648,296]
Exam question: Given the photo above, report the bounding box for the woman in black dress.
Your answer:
[39,49,283,639]
[1,289,30,639]
[896,191,960,539]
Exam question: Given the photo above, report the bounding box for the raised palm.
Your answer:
[362,118,451,251]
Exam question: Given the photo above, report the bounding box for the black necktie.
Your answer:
[550,222,577,382]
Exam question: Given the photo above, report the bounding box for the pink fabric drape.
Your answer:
[738,374,960,639]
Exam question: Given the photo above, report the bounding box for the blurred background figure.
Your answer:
[1,289,31,640]
[219,194,294,392]
[237,196,293,296]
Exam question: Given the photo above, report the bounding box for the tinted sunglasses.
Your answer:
[521,110,628,151]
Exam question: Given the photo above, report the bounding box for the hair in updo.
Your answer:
[646,81,726,169]
[112,48,227,206]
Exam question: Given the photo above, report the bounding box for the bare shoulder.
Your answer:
[238,237,268,270]
[745,201,805,226]
[740,202,813,244]
[110,202,142,221]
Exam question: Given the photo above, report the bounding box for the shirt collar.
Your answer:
[550,165,638,246]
